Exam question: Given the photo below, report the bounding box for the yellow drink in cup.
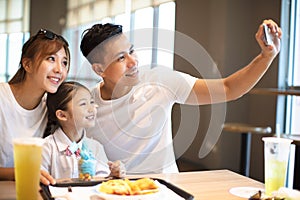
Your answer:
[13,137,44,200]
[264,160,288,196]
[262,137,292,196]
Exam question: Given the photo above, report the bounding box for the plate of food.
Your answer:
[94,178,162,200]
[229,187,265,198]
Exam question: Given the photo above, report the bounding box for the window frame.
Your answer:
[278,0,300,135]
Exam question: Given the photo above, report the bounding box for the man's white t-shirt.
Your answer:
[41,128,110,179]
[0,82,47,167]
[87,67,197,174]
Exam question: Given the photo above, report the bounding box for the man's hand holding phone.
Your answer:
[257,20,282,59]
[263,23,275,46]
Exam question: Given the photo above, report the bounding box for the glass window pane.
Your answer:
[134,7,153,68]
[1,0,29,82]
[290,97,300,133]
[283,0,300,135]
[157,48,173,68]
[134,7,153,29]
[63,26,99,88]
[0,34,7,77]
[289,1,300,134]
[101,17,113,24]
[115,13,130,32]
[157,2,175,68]
[293,1,300,85]
[158,2,175,30]
[63,28,77,78]
[66,11,78,28]
[7,33,23,76]
[0,23,5,34]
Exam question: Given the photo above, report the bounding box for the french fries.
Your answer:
[98,178,159,195]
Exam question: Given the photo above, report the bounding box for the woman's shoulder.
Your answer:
[0,82,8,86]
[0,82,10,94]
[0,83,15,106]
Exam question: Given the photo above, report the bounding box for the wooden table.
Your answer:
[0,169,264,200]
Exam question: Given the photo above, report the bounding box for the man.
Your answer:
[80,20,281,174]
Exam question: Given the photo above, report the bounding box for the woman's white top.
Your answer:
[0,82,47,167]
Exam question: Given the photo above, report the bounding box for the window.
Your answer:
[133,7,154,68]
[279,0,300,135]
[0,0,30,82]
[64,0,175,87]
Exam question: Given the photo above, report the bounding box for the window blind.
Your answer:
[66,0,126,28]
[131,0,173,11]
[66,0,174,28]
[0,0,30,33]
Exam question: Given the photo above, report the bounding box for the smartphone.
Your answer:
[263,24,273,46]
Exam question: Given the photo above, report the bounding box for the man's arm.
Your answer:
[186,19,281,105]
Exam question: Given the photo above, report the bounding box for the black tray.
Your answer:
[40,178,194,200]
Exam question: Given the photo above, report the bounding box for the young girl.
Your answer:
[41,81,125,179]
[0,29,70,185]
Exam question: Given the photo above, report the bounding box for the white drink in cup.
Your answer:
[262,137,292,196]
[13,137,44,200]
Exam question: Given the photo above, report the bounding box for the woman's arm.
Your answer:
[0,167,14,181]
[40,170,56,185]
[0,167,55,185]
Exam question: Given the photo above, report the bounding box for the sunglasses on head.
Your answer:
[36,28,69,46]
[24,28,69,51]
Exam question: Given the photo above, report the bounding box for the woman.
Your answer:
[0,29,70,185]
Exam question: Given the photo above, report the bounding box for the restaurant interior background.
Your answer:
[1,0,299,188]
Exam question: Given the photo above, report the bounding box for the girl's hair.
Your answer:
[43,81,90,138]
[9,29,70,84]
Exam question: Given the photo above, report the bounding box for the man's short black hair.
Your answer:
[80,23,123,58]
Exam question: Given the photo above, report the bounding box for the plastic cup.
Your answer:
[262,137,292,196]
[78,158,96,181]
[13,137,44,200]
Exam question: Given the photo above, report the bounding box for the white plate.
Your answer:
[94,182,162,200]
[229,187,265,198]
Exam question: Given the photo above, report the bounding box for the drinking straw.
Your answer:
[276,123,280,138]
